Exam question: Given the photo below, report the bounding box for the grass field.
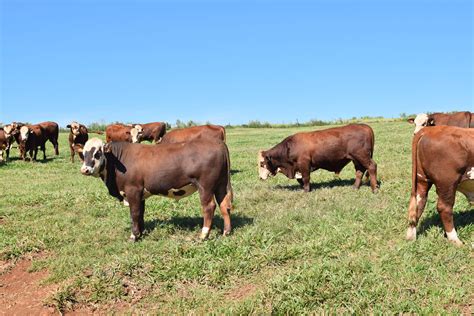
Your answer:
[0,121,472,313]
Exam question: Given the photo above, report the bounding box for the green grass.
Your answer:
[0,121,472,313]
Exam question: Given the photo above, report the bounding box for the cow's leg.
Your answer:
[138,200,145,235]
[298,164,311,192]
[70,145,75,163]
[352,161,366,190]
[199,190,216,239]
[436,185,462,246]
[32,149,37,162]
[126,190,144,242]
[353,156,378,193]
[41,144,46,160]
[5,145,9,161]
[406,179,431,240]
[51,138,59,155]
[215,185,232,236]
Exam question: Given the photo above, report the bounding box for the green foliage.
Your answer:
[0,121,472,313]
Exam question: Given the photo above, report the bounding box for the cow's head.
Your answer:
[81,138,108,177]
[407,113,434,134]
[19,125,31,142]
[258,150,277,180]
[130,125,143,143]
[3,123,19,139]
[67,121,82,137]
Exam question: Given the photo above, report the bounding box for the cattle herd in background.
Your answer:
[0,111,473,246]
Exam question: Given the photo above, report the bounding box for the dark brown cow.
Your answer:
[407,111,473,134]
[19,121,59,161]
[160,124,225,144]
[133,122,167,143]
[105,124,140,143]
[80,138,233,241]
[258,124,378,193]
[0,129,7,163]
[406,126,474,246]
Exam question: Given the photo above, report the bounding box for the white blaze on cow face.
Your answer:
[258,150,272,180]
[130,127,141,143]
[412,113,429,134]
[70,122,81,136]
[80,138,106,177]
[19,126,30,141]
[3,125,13,138]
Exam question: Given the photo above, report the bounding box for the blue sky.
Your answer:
[1,0,472,126]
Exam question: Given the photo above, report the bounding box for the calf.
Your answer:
[406,126,474,246]
[160,124,225,144]
[407,111,473,134]
[132,122,167,143]
[19,125,48,161]
[258,124,378,193]
[80,138,233,241]
[105,124,141,143]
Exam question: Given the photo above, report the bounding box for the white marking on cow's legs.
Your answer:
[129,233,136,241]
[406,226,417,241]
[200,226,210,240]
[446,229,462,246]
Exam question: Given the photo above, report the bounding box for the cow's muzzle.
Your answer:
[80,165,93,175]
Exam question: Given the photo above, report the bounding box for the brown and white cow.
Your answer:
[66,121,89,163]
[80,138,233,241]
[406,126,474,246]
[407,111,473,134]
[19,122,59,161]
[132,122,167,143]
[0,129,7,163]
[160,124,225,144]
[3,122,24,160]
[258,124,378,193]
[105,124,141,143]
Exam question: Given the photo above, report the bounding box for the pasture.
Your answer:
[0,121,472,314]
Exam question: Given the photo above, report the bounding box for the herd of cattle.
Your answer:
[0,111,473,245]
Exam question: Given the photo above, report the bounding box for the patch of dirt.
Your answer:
[0,255,58,316]
[225,282,258,301]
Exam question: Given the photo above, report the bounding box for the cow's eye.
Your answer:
[94,151,101,160]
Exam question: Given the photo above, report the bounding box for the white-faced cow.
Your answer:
[131,122,167,143]
[406,126,474,246]
[407,111,473,134]
[105,124,141,143]
[160,124,226,144]
[80,138,233,241]
[66,121,89,162]
[3,122,24,160]
[19,121,59,161]
[258,124,378,193]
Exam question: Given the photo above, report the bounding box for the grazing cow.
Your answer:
[132,122,167,143]
[80,138,233,241]
[0,129,7,163]
[66,122,89,163]
[407,111,473,134]
[258,124,378,193]
[160,124,226,144]
[105,124,141,143]
[406,126,474,246]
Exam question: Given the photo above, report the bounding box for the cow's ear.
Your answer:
[103,143,112,153]
[407,118,415,124]
[66,124,71,128]
[428,118,435,126]
[80,126,87,133]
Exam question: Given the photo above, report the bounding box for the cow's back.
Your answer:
[161,124,225,144]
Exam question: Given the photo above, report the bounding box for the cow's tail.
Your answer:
[407,131,424,229]
[221,126,227,143]
[224,143,233,204]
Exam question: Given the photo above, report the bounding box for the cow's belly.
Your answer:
[145,183,197,201]
[457,180,474,204]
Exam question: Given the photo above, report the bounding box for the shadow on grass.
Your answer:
[230,169,241,175]
[417,207,474,237]
[275,178,355,191]
[144,213,254,233]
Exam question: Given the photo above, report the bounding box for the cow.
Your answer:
[258,124,378,193]
[160,124,226,144]
[406,126,474,246]
[80,138,233,241]
[0,129,7,163]
[407,111,473,134]
[66,121,89,163]
[19,121,59,161]
[132,122,167,143]
[105,124,141,143]
[3,122,23,160]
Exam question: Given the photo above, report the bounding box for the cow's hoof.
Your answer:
[372,188,379,194]
[449,238,463,247]
[406,226,417,241]
[200,227,210,240]
[129,233,139,242]
[223,230,231,236]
